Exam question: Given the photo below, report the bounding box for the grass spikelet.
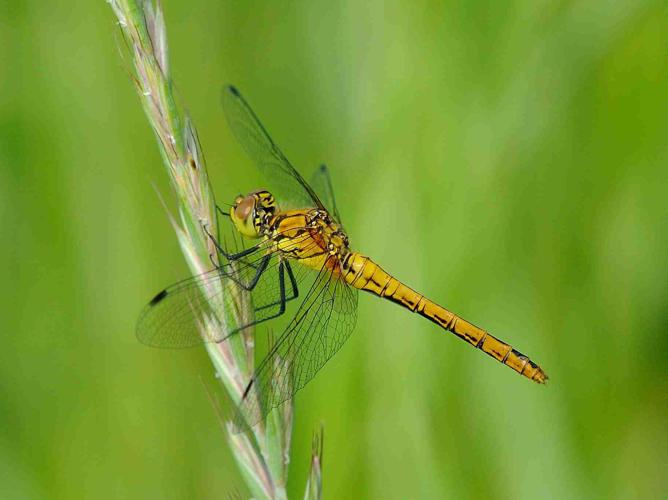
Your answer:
[106,1,321,497]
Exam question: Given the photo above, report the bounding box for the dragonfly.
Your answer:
[137,85,547,429]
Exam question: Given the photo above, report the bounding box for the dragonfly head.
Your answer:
[230,190,277,238]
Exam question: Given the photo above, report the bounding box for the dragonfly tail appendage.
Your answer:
[342,252,548,384]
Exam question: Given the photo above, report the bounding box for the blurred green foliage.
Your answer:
[1,1,667,498]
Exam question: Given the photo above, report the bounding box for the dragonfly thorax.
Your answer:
[305,209,350,255]
[265,207,351,270]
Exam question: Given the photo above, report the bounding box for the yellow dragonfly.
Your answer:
[137,86,547,427]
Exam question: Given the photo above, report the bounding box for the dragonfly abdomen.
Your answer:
[342,253,547,384]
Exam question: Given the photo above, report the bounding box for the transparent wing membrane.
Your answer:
[310,164,342,224]
[234,256,358,429]
[136,234,320,348]
[222,85,327,212]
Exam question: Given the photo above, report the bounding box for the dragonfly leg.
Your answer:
[229,260,298,337]
[202,224,227,266]
[253,260,288,316]
[202,222,260,261]
[230,257,297,304]
[208,251,218,269]
[226,253,271,291]
[226,243,264,261]
[215,204,230,220]
[215,204,249,252]
[283,261,299,301]
[202,222,226,255]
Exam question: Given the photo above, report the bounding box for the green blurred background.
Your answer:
[2,1,667,498]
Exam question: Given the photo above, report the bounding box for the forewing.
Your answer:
[136,245,314,348]
[234,256,358,429]
[310,164,342,224]
[222,85,326,211]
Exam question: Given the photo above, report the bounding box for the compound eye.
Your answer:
[235,196,255,220]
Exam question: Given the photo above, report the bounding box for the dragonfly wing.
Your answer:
[136,245,314,348]
[310,164,342,224]
[234,256,358,429]
[222,85,326,212]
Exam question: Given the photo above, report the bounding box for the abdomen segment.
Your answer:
[342,252,548,383]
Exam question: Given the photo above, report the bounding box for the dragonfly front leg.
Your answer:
[203,222,262,262]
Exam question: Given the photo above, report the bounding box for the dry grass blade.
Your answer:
[107,1,295,498]
[303,427,324,500]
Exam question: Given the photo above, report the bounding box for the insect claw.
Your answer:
[208,252,218,268]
